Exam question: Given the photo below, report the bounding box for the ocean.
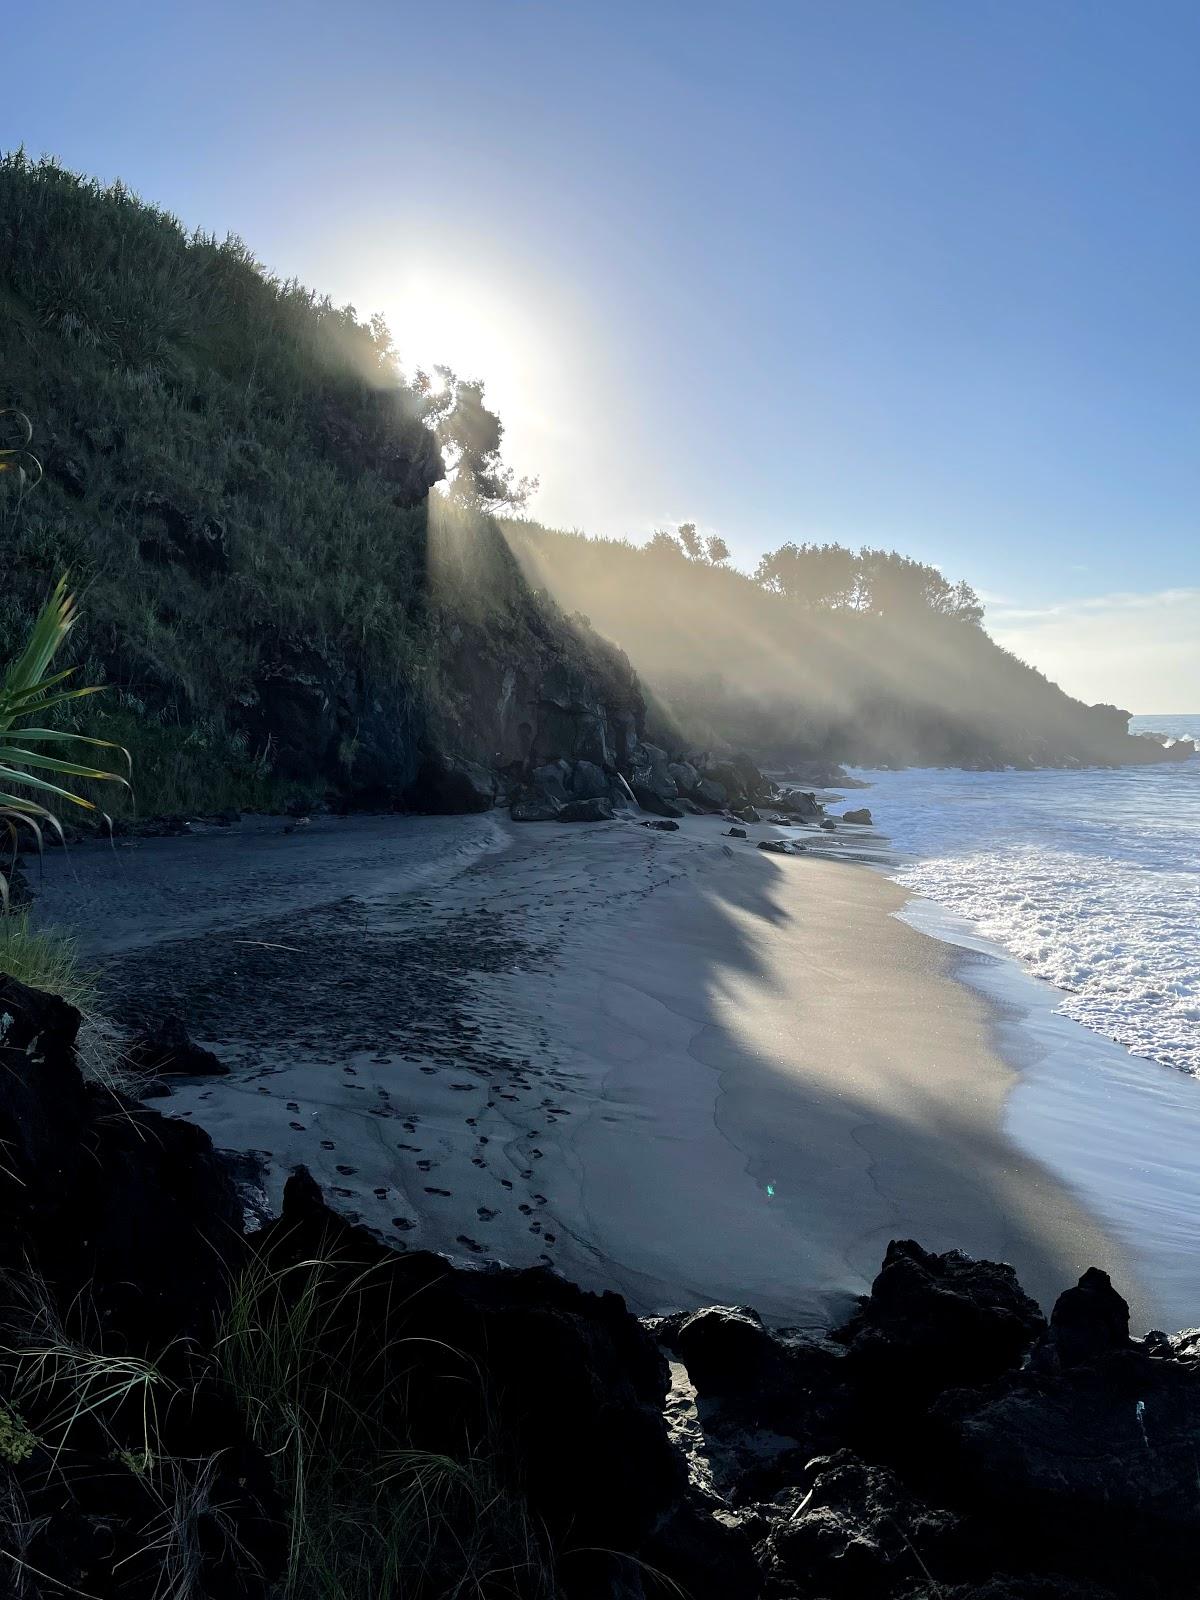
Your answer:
[853,715,1200,1077]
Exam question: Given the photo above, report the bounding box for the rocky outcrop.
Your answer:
[9,973,1200,1599]
[125,1013,229,1079]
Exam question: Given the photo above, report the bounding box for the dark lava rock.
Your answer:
[835,1238,1047,1398]
[557,796,615,823]
[757,838,797,855]
[569,758,611,800]
[511,787,562,821]
[762,1450,962,1597]
[270,1169,685,1559]
[126,1013,228,1078]
[632,782,684,818]
[0,976,243,1350]
[841,807,873,825]
[726,826,748,838]
[1034,1266,1131,1370]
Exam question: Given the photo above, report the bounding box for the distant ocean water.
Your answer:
[855,715,1200,1075]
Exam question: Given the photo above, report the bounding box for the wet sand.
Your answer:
[32,810,1139,1326]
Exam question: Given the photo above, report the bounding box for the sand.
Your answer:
[34,810,1139,1327]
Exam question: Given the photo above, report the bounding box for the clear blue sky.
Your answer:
[6,1,1198,706]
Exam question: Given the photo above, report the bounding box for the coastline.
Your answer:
[894,892,1200,1333]
[32,809,1143,1327]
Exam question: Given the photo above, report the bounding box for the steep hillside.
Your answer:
[0,153,640,815]
[505,521,1186,770]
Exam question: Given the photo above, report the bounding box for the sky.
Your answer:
[6,1,1198,709]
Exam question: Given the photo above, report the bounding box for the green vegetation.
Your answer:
[0,151,442,815]
[505,519,1154,768]
[217,1244,553,1599]
[0,1247,554,1600]
[2,149,1167,792]
[0,911,92,1011]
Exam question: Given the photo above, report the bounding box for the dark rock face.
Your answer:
[407,752,498,813]
[841,806,873,825]
[270,1170,686,1564]
[557,795,615,823]
[510,788,563,821]
[694,776,728,809]
[835,1237,1047,1396]
[726,825,747,838]
[631,782,684,817]
[1036,1266,1130,1369]
[125,1013,228,1078]
[762,1450,963,1597]
[0,976,243,1348]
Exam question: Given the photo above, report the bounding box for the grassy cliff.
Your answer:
[504,519,1177,769]
[0,152,640,815]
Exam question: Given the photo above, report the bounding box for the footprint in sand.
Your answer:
[335,1164,357,1176]
[500,1179,513,1190]
[289,1121,305,1131]
[543,1232,557,1244]
[424,1187,452,1197]
[332,1186,354,1198]
[416,1159,435,1172]
[472,1157,487,1169]
[420,1067,437,1076]
[456,1235,485,1253]
[518,1203,532,1215]
[286,1102,300,1111]
[373,1187,388,1198]
[392,1217,415,1230]
[320,1139,335,1150]
[477,1206,498,1221]
[533,1194,547,1205]
[343,1066,357,1076]
[397,1142,422,1153]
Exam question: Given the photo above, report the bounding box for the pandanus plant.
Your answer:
[1,411,131,906]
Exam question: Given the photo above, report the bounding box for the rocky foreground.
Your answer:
[2,972,1198,1598]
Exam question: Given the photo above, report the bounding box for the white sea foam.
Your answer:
[856,723,1200,1075]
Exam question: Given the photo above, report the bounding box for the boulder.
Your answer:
[630,742,678,799]
[267,1171,687,1556]
[410,753,496,813]
[125,1014,228,1078]
[778,788,823,819]
[835,1239,1046,1398]
[1033,1268,1131,1371]
[531,759,572,803]
[763,1450,962,1598]
[757,839,796,855]
[820,818,837,831]
[569,759,611,801]
[632,783,684,818]
[510,789,562,821]
[667,761,701,795]
[726,826,747,839]
[841,807,873,825]
[557,796,615,823]
[643,819,680,831]
[694,778,728,810]
[0,975,244,1349]
[734,805,761,823]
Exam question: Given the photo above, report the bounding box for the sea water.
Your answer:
[853,716,1200,1075]
[851,724,1200,1326]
